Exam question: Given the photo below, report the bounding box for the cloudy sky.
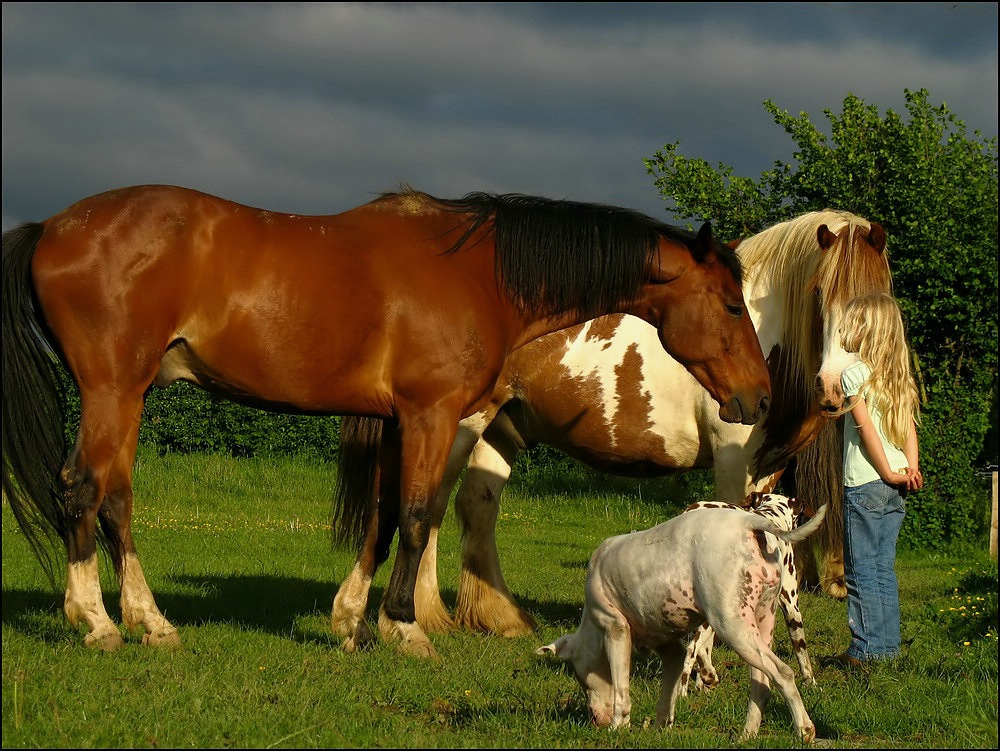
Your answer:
[2,2,997,232]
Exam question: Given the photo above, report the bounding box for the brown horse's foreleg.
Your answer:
[378,407,460,659]
[454,416,535,636]
[415,412,494,633]
[821,550,847,600]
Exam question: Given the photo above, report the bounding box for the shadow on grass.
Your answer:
[2,573,595,646]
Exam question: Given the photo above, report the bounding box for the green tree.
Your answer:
[645,89,998,549]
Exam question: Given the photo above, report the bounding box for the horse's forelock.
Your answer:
[814,216,893,312]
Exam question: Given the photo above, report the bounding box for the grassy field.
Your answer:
[2,450,997,748]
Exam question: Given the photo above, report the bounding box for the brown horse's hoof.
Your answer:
[84,627,125,652]
[340,619,376,653]
[142,627,183,649]
[495,617,535,638]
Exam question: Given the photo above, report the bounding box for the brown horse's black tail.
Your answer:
[2,222,68,585]
[333,415,389,549]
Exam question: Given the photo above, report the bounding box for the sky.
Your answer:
[2,2,997,232]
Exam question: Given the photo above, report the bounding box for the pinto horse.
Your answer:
[335,209,891,638]
[2,184,770,656]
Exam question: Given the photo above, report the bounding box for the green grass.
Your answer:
[3,450,997,748]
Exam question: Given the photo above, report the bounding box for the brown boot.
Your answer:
[821,652,866,670]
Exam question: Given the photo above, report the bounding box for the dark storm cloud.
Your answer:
[2,2,996,230]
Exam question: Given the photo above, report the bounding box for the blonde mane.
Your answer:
[737,209,893,414]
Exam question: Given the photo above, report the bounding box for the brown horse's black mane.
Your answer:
[398,189,741,321]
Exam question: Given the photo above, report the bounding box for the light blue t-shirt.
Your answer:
[841,360,908,488]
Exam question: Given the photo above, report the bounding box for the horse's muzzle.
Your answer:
[719,393,770,426]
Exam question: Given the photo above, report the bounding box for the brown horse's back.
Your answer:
[32,185,509,417]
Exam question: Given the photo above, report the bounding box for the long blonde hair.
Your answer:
[839,292,920,447]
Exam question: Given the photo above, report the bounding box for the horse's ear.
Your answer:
[727,238,742,250]
[692,221,714,262]
[816,224,838,251]
[745,491,764,508]
[866,223,886,254]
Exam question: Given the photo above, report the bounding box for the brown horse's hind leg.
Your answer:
[62,449,124,650]
[332,440,400,652]
[454,419,535,637]
[61,390,142,650]
[99,461,181,648]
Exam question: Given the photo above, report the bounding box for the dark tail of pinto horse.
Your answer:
[2,222,68,585]
[790,416,846,598]
[333,415,399,550]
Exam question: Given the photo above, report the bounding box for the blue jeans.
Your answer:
[843,480,905,661]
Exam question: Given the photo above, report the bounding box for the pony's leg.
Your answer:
[716,613,815,743]
[414,415,490,633]
[454,413,534,636]
[602,614,633,729]
[742,664,770,741]
[679,622,718,697]
[779,559,816,685]
[332,446,400,652]
[377,406,461,658]
[654,640,687,728]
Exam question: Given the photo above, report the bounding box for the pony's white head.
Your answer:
[811,218,890,411]
[737,210,892,455]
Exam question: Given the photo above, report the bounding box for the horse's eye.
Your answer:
[726,303,743,318]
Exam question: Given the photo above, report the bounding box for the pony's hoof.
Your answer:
[84,627,125,652]
[826,581,847,600]
[799,723,817,744]
[142,627,182,649]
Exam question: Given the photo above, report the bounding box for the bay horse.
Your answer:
[2,184,770,657]
[335,209,890,639]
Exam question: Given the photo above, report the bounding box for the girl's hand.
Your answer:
[897,466,923,491]
[885,470,910,487]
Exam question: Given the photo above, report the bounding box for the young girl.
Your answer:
[836,292,922,664]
